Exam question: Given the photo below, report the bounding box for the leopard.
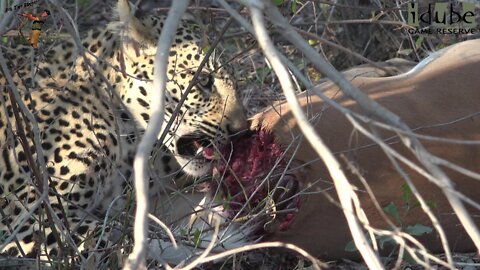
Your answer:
[0,0,247,266]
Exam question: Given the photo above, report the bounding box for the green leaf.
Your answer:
[213,191,223,203]
[344,240,358,252]
[383,202,401,224]
[426,200,437,210]
[222,191,232,210]
[292,0,298,13]
[401,184,413,204]
[77,0,91,7]
[345,233,374,252]
[193,228,202,247]
[346,234,396,252]
[308,39,318,46]
[293,59,306,70]
[272,0,283,5]
[202,45,211,54]
[415,36,424,49]
[405,224,433,236]
[255,66,273,82]
[410,200,421,209]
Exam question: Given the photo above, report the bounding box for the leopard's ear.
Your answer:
[117,0,154,45]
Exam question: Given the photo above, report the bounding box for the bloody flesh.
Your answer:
[211,129,300,232]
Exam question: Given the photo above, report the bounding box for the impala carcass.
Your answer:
[152,39,480,264]
[245,39,480,260]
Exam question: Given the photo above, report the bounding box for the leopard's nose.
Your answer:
[226,121,248,138]
[224,102,249,138]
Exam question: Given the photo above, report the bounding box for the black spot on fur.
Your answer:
[77,225,89,235]
[72,111,80,119]
[64,52,72,60]
[60,166,70,175]
[75,141,86,148]
[79,85,91,94]
[137,98,149,108]
[141,113,149,122]
[59,182,69,190]
[92,31,100,39]
[42,142,52,150]
[46,233,56,245]
[139,86,147,96]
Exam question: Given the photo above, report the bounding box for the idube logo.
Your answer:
[407,2,478,35]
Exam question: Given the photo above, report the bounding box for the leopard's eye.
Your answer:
[198,73,214,90]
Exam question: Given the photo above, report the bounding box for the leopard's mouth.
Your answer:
[176,133,216,161]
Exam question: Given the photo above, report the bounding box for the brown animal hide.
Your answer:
[249,39,480,260]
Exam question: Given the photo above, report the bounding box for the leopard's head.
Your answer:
[116,0,248,176]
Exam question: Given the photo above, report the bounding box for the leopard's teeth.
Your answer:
[196,146,204,155]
